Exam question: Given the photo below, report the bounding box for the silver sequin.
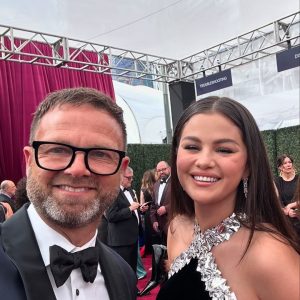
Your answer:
[168,213,241,300]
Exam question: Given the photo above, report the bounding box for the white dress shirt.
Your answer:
[27,204,110,300]
[121,186,139,223]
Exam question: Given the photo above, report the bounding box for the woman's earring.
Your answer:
[243,178,248,199]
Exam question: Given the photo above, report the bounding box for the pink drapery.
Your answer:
[0,38,115,183]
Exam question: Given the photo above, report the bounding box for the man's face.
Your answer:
[6,181,16,197]
[24,104,129,229]
[122,169,133,189]
[156,162,171,180]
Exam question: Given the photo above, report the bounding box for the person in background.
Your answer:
[14,177,30,211]
[150,161,171,245]
[157,96,299,300]
[285,175,300,221]
[275,154,300,235]
[0,180,16,212]
[0,87,137,300]
[0,203,6,223]
[140,169,156,254]
[106,166,142,272]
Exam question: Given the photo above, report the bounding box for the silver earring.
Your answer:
[243,178,248,199]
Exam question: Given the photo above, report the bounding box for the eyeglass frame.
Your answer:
[31,141,126,176]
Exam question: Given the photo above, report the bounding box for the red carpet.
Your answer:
[137,254,160,300]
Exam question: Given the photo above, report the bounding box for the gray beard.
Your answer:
[26,173,118,228]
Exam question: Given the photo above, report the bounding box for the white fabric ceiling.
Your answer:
[1,0,299,143]
[0,0,299,59]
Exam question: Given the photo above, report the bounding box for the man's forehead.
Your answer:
[157,163,167,169]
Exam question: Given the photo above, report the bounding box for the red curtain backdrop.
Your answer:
[0,39,115,184]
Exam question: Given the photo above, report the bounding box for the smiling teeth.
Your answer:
[61,186,87,192]
[194,176,218,182]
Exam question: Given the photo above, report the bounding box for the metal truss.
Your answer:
[0,25,178,83]
[174,11,300,81]
[0,11,299,83]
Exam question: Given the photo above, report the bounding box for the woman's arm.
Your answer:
[285,201,299,218]
[139,190,145,205]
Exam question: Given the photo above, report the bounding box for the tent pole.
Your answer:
[162,81,173,144]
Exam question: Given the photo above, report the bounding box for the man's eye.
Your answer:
[46,147,70,154]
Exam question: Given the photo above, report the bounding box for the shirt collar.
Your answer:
[27,204,97,267]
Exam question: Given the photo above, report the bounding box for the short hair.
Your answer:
[29,87,127,148]
[0,180,11,192]
[126,166,133,173]
[170,96,299,253]
[277,154,294,168]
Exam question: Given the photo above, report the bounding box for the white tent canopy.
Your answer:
[114,81,166,144]
[0,0,299,143]
[0,0,298,59]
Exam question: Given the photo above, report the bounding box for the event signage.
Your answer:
[195,69,232,96]
[276,45,300,72]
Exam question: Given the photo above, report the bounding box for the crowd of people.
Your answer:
[0,88,299,300]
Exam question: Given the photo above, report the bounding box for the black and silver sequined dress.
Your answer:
[157,214,241,300]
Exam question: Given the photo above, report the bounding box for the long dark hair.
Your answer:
[141,169,156,198]
[170,96,299,253]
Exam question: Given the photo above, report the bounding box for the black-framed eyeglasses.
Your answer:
[124,176,133,181]
[31,141,126,175]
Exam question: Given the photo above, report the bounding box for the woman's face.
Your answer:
[280,157,294,174]
[176,112,248,210]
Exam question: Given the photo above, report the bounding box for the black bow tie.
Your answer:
[49,245,99,288]
[160,179,167,184]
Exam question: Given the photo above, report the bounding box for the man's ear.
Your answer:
[23,146,33,177]
[120,156,130,173]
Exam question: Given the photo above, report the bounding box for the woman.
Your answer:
[157,96,299,300]
[274,155,300,234]
[140,169,156,254]
[285,175,300,220]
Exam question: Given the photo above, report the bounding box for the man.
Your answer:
[0,180,17,212]
[150,161,171,245]
[0,88,137,300]
[105,166,142,272]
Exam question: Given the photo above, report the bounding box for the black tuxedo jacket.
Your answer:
[0,204,137,300]
[106,189,139,247]
[150,178,171,235]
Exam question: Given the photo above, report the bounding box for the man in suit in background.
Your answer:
[106,166,141,272]
[0,88,137,300]
[0,180,16,212]
[150,161,171,245]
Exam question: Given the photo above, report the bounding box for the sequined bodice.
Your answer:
[168,213,241,300]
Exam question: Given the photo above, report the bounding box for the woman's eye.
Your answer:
[217,147,233,154]
[183,144,199,151]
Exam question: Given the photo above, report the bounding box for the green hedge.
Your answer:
[127,144,171,195]
[127,125,300,197]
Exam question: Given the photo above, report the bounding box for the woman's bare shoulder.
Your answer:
[169,214,194,234]
[167,214,194,264]
[244,230,300,300]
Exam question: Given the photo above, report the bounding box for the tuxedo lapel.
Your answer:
[160,180,170,205]
[97,239,130,300]
[1,204,56,300]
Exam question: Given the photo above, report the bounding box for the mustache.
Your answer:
[51,177,98,188]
